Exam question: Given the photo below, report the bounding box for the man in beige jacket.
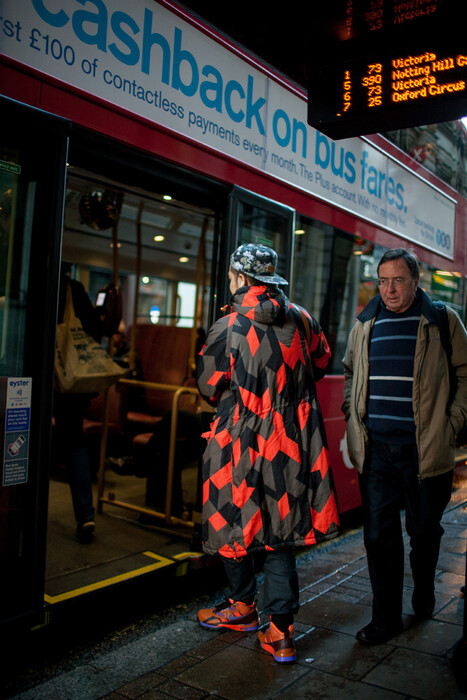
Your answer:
[342,248,467,644]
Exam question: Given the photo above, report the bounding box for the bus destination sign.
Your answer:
[308,0,467,139]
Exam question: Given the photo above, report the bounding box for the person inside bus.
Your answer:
[53,264,104,544]
[342,247,467,645]
[195,243,340,663]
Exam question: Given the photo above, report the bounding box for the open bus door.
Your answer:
[0,97,68,630]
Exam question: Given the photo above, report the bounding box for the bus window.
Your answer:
[176,281,197,328]
[419,262,466,318]
[63,169,216,337]
[137,276,169,325]
[237,200,289,264]
[291,217,380,373]
[228,188,294,289]
[293,219,467,372]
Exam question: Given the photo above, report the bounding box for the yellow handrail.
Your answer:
[97,378,201,529]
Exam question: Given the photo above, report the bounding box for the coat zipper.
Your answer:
[416,322,429,480]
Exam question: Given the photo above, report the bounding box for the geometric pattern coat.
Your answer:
[196,285,340,558]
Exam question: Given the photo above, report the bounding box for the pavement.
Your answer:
[8,464,467,700]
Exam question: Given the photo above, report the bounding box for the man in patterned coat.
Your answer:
[196,243,340,663]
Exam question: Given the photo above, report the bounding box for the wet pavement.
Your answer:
[7,465,467,699]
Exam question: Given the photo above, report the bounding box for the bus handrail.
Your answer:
[97,378,201,529]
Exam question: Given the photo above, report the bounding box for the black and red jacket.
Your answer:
[196,284,340,558]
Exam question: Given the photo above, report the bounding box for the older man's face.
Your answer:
[378,258,418,313]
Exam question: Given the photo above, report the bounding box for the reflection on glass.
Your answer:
[237,201,290,281]
[292,217,381,374]
[176,282,196,328]
[0,151,33,376]
[292,217,467,374]
[138,276,168,323]
[62,170,216,334]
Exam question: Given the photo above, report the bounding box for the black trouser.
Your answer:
[359,439,453,627]
[53,393,94,524]
[222,548,299,628]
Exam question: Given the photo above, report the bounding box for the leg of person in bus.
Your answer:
[54,393,95,543]
[68,442,95,543]
[145,411,203,515]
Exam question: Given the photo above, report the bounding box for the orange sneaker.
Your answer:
[258,621,296,663]
[197,599,259,631]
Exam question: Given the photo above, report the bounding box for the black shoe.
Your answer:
[77,520,95,543]
[356,620,403,645]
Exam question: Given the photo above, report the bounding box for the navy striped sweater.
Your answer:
[366,293,422,443]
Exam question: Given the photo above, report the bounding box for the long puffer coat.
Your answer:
[196,284,340,559]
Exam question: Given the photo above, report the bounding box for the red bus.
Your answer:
[1,0,465,631]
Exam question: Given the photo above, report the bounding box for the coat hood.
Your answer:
[230,285,289,325]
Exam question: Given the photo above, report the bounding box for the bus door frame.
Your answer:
[223,186,296,305]
[0,97,69,630]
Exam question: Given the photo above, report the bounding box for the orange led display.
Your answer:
[308,0,467,139]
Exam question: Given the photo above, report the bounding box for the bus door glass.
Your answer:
[291,219,380,374]
[290,220,380,513]
[57,167,218,524]
[224,187,295,303]
[63,171,217,332]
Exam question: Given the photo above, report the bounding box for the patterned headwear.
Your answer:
[230,243,288,286]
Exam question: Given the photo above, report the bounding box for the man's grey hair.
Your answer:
[377,248,420,280]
